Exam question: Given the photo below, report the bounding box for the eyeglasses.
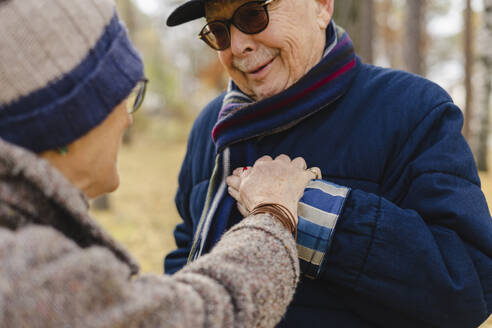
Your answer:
[198,0,278,51]
[126,79,148,114]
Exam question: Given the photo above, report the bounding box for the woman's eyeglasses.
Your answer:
[126,79,148,114]
[198,0,278,51]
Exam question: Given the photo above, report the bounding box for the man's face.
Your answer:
[205,0,333,101]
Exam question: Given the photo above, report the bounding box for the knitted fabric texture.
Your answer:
[0,139,299,327]
[0,0,144,153]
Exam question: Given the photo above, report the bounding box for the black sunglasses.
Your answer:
[198,0,278,51]
[126,79,148,114]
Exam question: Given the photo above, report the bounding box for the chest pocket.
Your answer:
[188,180,209,233]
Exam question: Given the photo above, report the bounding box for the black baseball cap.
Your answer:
[167,0,207,26]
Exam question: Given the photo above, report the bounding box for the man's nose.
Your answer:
[229,25,256,55]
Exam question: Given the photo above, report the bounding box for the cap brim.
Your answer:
[167,0,205,26]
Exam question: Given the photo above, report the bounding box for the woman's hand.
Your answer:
[226,155,321,222]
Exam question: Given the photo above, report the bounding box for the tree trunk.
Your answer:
[472,0,492,171]
[476,75,491,171]
[377,0,401,68]
[405,0,426,75]
[463,0,474,140]
[333,0,361,53]
[360,0,375,64]
[332,1,375,64]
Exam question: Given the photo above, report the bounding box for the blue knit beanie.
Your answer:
[0,0,144,153]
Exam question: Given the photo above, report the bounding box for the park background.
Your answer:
[91,0,492,325]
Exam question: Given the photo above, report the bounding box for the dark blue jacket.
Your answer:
[165,62,492,327]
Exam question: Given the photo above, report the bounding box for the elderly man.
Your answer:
[165,0,492,327]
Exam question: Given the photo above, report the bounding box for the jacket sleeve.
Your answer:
[296,101,492,327]
[0,215,299,328]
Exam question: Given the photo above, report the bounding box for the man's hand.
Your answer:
[226,154,320,221]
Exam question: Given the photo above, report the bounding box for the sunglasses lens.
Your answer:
[235,2,268,33]
[200,1,271,50]
[201,21,230,50]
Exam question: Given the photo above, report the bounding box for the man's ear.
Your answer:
[315,0,334,29]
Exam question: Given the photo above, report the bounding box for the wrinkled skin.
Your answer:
[40,101,132,199]
[226,154,321,221]
[205,0,334,101]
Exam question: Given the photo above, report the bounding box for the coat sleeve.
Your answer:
[0,215,299,328]
[296,101,492,327]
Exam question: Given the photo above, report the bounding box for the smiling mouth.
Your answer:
[248,57,275,74]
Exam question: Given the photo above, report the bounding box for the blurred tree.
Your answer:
[115,0,195,119]
[471,0,492,171]
[375,0,404,69]
[333,0,375,63]
[463,0,474,140]
[333,1,361,51]
[360,0,375,64]
[425,0,462,96]
[117,0,136,40]
[197,59,228,92]
[405,0,427,75]
[117,0,137,145]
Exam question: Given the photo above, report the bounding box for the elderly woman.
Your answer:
[0,0,322,327]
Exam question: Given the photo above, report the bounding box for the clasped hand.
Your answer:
[225,154,321,223]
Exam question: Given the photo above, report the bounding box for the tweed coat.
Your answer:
[0,139,299,328]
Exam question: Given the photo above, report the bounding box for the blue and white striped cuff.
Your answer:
[297,180,350,279]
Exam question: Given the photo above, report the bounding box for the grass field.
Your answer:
[91,124,492,326]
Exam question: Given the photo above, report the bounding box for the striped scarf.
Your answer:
[188,21,359,262]
[215,20,340,134]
